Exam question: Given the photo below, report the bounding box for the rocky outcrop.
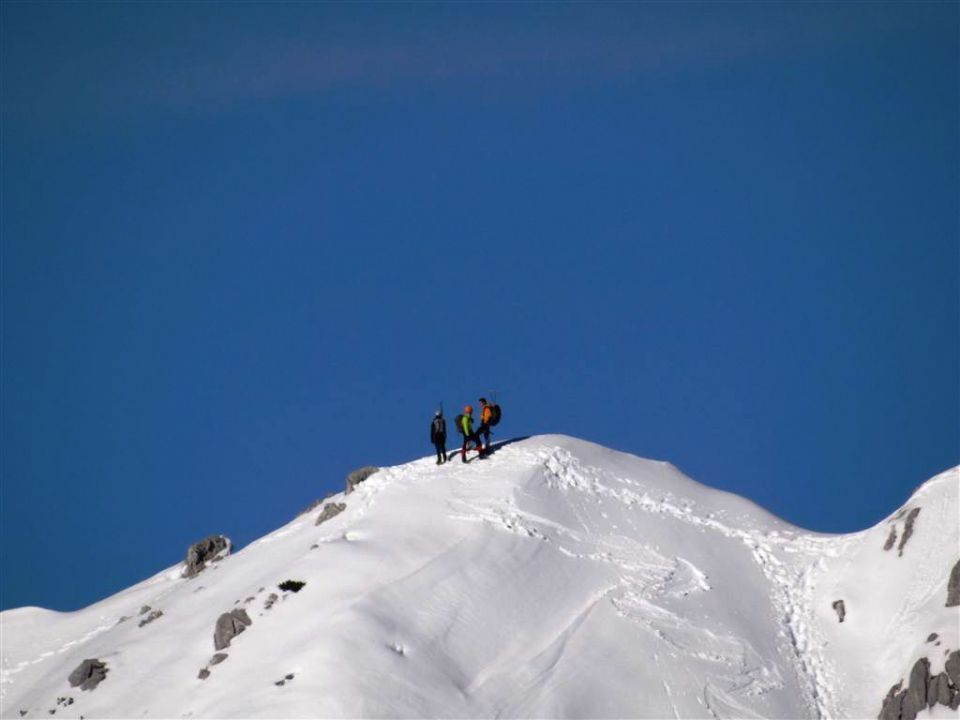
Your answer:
[879,653,960,719]
[897,508,920,557]
[316,502,346,526]
[879,682,904,720]
[138,610,163,628]
[183,535,231,578]
[68,659,109,691]
[832,599,846,623]
[214,608,252,650]
[883,526,898,551]
[947,560,960,607]
[946,650,960,686]
[901,657,930,720]
[345,466,379,494]
[278,580,305,593]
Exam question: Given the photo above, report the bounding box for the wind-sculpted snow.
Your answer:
[1,435,956,719]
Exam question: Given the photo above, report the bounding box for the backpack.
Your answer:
[432,416,445,438]
[454,414,465,435]
[489,404,501,426]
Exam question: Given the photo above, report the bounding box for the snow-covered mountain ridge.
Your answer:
[2,435,958,719]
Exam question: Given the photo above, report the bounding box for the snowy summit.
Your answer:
[1,435,958,719]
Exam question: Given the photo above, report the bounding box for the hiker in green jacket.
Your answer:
[460,405,484,462]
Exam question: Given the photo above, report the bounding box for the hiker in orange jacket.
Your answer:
[478,397,493,455]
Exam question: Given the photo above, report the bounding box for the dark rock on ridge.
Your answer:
[897,508,921,557]
[946,650,960,686]
[278,580,305,593]
[884,526,898,551]
[138,610,163,628]
[183,535,231,578]
[68,659,108,691]
[214,608,252,650]
[210,653,228,666]
[901,657,930,720]
[879,681,904,720]
[947,560,960,607]
[345,466,379,494]
[832,600,846,623]
[316,502,346,526]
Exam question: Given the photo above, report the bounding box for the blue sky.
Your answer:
[2,1,957,612]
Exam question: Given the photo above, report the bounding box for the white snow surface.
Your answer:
[1,435,957,719]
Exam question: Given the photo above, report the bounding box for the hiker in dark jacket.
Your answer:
[430,410,447,465]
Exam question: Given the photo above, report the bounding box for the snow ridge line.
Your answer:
[537,446,838,719]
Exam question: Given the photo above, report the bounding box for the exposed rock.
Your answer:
[210,653,228,666]
[879,682,904,720]
[927,633,939,643]
[68,659,109,691]
[952,688,960,711]
[116,615,131,624]
[139,605,151,615]
[316,502,346,526]
[213,608,252,650]
[198,668,210,680]
[945,650,960,686]
[947,560,960,607]
[345,466,379,494]
[278,580,305,593]
[931,673,952,708]
[275,679,286,686]
[138,610,163,628]
[285,673,294,680]
[183,535,232,578]
[832,600,846,623]
[884,527,898,551]
[264,592,279,610]
[901,657,931,720]
[897,508,921,557]
[300,493,336,516]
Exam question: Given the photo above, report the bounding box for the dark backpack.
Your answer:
[489,404,501,426]
[454,414,465,435]
[432,416,445,439]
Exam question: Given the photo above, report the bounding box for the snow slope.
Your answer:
[1,435,957,719]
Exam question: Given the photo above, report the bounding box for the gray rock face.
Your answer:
[68,659,108,691]
[879,682,904,720]
[345,466,379,494]
[927,633,939,643]
[316,502,346,526]
[183,535,231,578]
[947,560,960,607]
[198,668,210,680]
[883,526,898,551]
[897,508,921,557]
[138,610,163,628]
[210,653,228,666]
[832,599,846,623]
[900,657,930,720]
[214,608,252,650]
[930,673,952,708]
[946,650,960,686]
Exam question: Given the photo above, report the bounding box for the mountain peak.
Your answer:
[2,436,957,718]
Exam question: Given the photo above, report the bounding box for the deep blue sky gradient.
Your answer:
[2,2,957,611]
